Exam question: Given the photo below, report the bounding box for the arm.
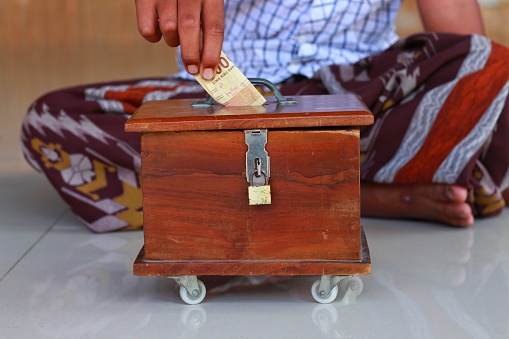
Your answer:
[416,0,485,35]
[135,0,224,80]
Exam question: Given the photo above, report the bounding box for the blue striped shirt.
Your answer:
[176,0,401,83]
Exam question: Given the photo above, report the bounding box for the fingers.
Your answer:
[134,0,224,79]
[199,0,224,79]
[178,0,224,79]
[158,0,180,47]
[135,0,162,43]
[177,0,202,75]
[135,0,182,48]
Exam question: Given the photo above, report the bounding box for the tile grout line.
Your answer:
[0,209,69,282]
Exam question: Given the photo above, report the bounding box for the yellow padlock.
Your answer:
[248,185,272,205]
[248,170,271,205]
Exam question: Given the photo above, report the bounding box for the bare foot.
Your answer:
[361,183,474,227]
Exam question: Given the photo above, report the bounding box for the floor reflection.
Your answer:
[178,305,207,338]
[8,209,509,338]
[363,215,509,338]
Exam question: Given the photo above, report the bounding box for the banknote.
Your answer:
[193,51,266,106]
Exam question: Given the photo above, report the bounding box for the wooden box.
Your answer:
[126,94,373,277]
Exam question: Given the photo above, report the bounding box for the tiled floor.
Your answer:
[1,171,508,338]
[2,3,509,339]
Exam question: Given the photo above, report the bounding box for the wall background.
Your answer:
[2,1,508,46]
[396,0,509,44]
[1,0,508,173]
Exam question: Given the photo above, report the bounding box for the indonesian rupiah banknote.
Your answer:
[193,51,266,106]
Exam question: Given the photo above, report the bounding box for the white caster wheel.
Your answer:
[338,276,363,296]
[179,280,206,305]
[311,280,339,304]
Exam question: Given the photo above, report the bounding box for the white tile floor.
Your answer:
[1,167,508,338]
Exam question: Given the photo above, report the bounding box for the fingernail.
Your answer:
[459,220,473,227]
[187,65,198,74]
[458,216,474,227]
[446,187,456,200]
[202,68,214,80]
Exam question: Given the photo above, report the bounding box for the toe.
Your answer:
[448,212,474,228]
[434,185,468,203]
[439,200,474,227]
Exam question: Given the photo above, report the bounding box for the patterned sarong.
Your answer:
[21,33,509,232]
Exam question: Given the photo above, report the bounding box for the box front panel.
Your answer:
[141,129,361,261]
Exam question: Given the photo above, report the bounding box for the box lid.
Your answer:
[125,94,373,133]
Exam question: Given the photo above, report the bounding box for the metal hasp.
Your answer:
[245,129,270,185]
[245,129,271,205]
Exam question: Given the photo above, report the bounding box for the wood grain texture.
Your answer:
[140,129,362,262]
[133,227,371,276]
[125,94,373,132]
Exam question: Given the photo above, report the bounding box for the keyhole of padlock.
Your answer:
[254,157,262,178]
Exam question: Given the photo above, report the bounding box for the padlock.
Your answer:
[248,185,272,205]
[248,171,271,205]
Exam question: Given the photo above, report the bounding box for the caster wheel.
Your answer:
[311,280,339,304]
[179,280,206,305]
[338,276,363,296]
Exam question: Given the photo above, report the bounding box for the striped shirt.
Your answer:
[176,0,402,83]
